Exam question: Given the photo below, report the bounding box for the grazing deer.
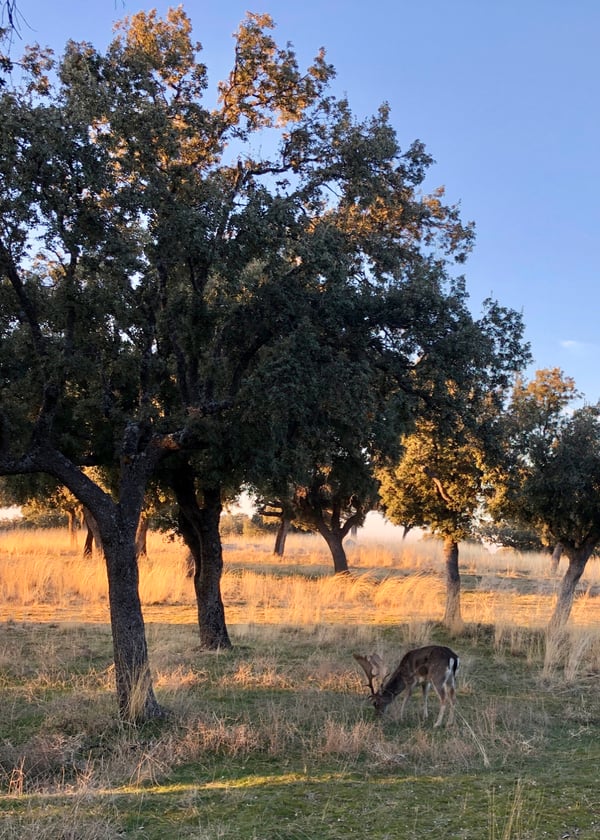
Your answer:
[353,645,459,727]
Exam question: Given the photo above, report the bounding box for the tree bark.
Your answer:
[135,512,148,559]
[550,542,563,574]
[102,519,163,721]
[83,527,94,557]
[82,506,102,557]
[547,541,596,632]
[52,478,163,721]
[172,467,231,649]
[442,536,464,633]
[274,517,290,557]
[319,527,350,575]
[66,507,78,549]
[34,442,166,722]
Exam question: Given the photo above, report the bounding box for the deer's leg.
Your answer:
[432,681,447,728]
[433,671,457,727]
[421,682,430,720]
[399,686,413,720]
[445,677,456,725]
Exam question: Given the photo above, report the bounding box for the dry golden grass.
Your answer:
[3,524,600,696]
[2,526,600,632]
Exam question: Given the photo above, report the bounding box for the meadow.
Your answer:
[1,525,600,838]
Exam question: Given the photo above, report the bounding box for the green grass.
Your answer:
[2,616,600,839]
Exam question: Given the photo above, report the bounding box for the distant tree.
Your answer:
[292,463,378,575]
[0,475,77,533]
[472,518,545,553]
[249,288,529,575]
[257,500,295,556]
[489,369,600,634]
[378,418,486,632]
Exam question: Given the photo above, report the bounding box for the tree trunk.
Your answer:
[320,528,349,575]
[195,486,231,649]
[547,543,596,632]
[442,536,464,633]
[274,517,290,557]
[102,522,163,721]
[550,542,563,574]
[68,456,163,721]
[1,435,166,722]
[172,468,231,650]
[82,506,102,557]
[135,512,148,559]
[83,526,94,557]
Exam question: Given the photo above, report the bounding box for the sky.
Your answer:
[5,0,600,404]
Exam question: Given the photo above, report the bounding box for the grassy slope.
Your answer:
[1,529,600,838]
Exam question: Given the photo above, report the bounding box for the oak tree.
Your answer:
[378,418,485,631]
[490,369,600,633]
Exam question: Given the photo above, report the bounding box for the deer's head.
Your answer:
[353,653,395,714]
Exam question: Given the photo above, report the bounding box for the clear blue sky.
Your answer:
[7,0,600,403]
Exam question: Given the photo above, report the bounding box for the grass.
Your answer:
[1,526,600,838]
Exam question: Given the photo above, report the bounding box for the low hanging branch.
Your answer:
[422,465,453,504]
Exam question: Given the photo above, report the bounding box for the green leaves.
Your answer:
[379,418,485,540]
[0,8,529,554]
[488,369,600,554]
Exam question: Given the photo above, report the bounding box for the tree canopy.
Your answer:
[489,369,600,631]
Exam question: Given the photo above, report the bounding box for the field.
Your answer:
[1,526,600,839]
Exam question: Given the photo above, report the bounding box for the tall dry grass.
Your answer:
[2,526,600,631]
[3,525,600,692]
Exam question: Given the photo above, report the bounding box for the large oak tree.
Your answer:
[0,9,338,714]
[0,8,530,711]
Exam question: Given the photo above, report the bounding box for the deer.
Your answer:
[353,645,459,727]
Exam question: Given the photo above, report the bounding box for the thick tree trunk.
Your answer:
[274,517,290,557]
[547,543,595,632]
[102,524,163,721]
[195,486,231,649]
[72,458,163,720]
[1,435,166,722]
[172,468,231,650]
[320,528,349,575]
[442,536,464,633]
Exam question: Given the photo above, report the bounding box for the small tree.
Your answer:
[521,406,600,631]
[378,418,486,631]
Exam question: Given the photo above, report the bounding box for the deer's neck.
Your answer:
[382,669,406,698]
